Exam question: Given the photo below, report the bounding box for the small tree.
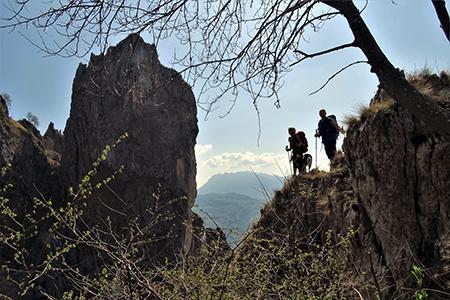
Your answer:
[25,111,39,127]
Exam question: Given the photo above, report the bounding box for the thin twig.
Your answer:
[309,61,367,96]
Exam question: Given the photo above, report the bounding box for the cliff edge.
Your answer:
[243,72,450,299]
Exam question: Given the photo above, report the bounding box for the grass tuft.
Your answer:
[344,69,449,129]
[406,65,433,82]
[342,99,395,127]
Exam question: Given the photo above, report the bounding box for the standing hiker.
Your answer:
[285,127,308,176]
[314,109,345,160]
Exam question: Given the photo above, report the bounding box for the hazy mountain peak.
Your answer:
[198,171,284,200]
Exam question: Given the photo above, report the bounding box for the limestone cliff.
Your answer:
[244,73,450,299]
[61,34,199,263]
[0,96,60,207]
[0,35,200,299]
[344,73,450,297]
[0,95,64,298]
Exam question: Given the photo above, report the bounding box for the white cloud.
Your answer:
[199,151,286,170]
[196,151,292,188]
[195,144,213,155]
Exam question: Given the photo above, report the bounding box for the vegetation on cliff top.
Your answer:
[343,69,450,128]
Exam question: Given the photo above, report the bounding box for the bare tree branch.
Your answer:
[322,0,450,141]
[309,60,367,96]
[432,0,450,41]
[1,0,449,140]
[291,41,356,66]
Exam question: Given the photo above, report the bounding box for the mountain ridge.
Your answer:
[197,171,284,200]
[194,192,263,240]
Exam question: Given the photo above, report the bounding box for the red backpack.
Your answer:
[296,131,308,153]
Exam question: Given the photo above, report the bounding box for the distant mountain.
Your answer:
[197,171,285,200]
[195,172,285,243]
[194,192,264,242]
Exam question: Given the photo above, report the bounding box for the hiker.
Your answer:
[285,127,307,176]
[314,109,345,160]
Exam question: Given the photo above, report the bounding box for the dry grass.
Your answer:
[405,65,434,82]
[407,67,449,101]
[301,169,329,180]
[343,68,449,128]
[10,119,27,132]
[342,99,396,127]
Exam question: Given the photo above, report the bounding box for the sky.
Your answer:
[1,0,449,188]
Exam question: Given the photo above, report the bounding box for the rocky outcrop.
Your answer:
[0,96,13,168]
[243,74,450,299]
[205,227,231,257]
[0,96,58,204]
[0,96,63,299]
[0,35,201,299]
[344,100,450,297]
[61,34,199,262]
[43,122,63,169]
[239,156,367,298]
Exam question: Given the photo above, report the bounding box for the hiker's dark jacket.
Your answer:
[318,117,339,143]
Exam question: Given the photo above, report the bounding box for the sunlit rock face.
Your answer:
[0,97,65,299]
[344,82,450,295]
[0,98,61,216]
[61,33,199,262]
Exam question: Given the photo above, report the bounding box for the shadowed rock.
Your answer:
[61,34,199,262]
[0,35,201,299]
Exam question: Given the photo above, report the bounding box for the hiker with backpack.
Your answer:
[285,127,308,176]
[314,109,345,160]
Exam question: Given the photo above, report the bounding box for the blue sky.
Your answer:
[1,0,449,187]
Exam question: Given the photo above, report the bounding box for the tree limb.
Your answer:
[321,0,450,142]
[309,60,367,96]
[432,0,450,41]
[291,41,356,66]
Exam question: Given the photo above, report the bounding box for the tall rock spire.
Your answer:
[62,33,199,261]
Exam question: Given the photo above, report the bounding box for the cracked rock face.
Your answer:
[0,35,201,299]
[61,34,199,262]
[344,101,450,292]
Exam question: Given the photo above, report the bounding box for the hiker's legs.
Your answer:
[297,153,304,173]
[324,141,336,159]
[290,154,297,176]
[293,153,303,175]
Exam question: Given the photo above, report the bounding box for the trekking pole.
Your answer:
[286,145,292,175]
[289,152,292,175]
[315,129,318,169]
